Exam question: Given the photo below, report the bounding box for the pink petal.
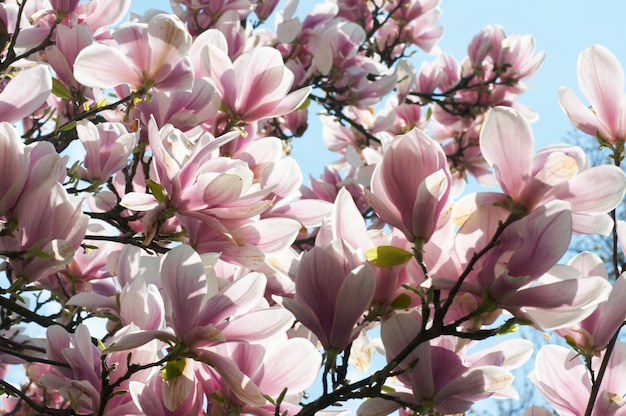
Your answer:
[510,276,611,329]
[161,245,206,336]
[558,86,612,139]
[329,264,376,350]
[468,339,533,369]
[235,48,289,114]
[67,292,117,310]
[411,169,449,240]
[193,349,266,406]
[0,122,27,214]
[357,397,403,416]
[434,366,513,414]
[261,338,321,395]
[147,14,192,82]
[105,329,175,351]
[129,381,166,416]
[570,212,614,235]
[619,220,626,256]
[120,192,160,211]
[83,0,131,34]
[270,198,333,228]
[494,201,571,288]
[240,218,301,253]
[549,165,626,216]
[594,274,626,348]
[381,313,433,400]
[200,44,237,110]
[293,247,345,337]
[332,187,373,251]
[480,107,533,201]
[198,272,266,326]
[202,173,243,206]
[568,251,608,279]
[363,186,410,239]
[219,308,294,344]
[529,345,591,415]
[0,65,52,123]
[74,43,142,89]
[578,45,625,136]
[597,342,626,403]
[241,86,312,122]
[153,58,194,91]
[282,297,329,348]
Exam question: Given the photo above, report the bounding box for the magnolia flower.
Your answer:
[559,45,626,144]
[199,37,311,123]
[74,13,193,91]
[75,120,137,182]
[446,200,612,330]
[283,243,376,352]
[358,312,532,415]
[479,106,626,234]
[555,252,626,354]
[364,127,452,245]
[530,343,626,416]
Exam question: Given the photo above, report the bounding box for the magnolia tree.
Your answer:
[1,0,626,415]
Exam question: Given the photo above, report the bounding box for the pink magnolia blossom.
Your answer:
[0,182,89,282]
[480,106,626,234]
[134,77,221,133]
[46,23,94,92]
[40,324,159,415]
[74,13,193,91]
[107,244,294,352]
[358,312,532,415]
[120,118,295,260]
[75,120,137,182]
[182,215,301,269]
[0,134,88,282]
[559,45,626,144]
[129,360,204,416]
[380,0,443,54]
[364,127,452,245]
[530,343,626,416]
[199,40,311,123]
[40,325,106,414]
[306,19,397,107]
[555,252,626,353]
[106,244,293,408]
[282,242,376,352]
[171,0,254,35]
[201,339,321,415]
[441,200,612,329]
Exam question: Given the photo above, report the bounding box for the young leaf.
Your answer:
[365,246,413,268]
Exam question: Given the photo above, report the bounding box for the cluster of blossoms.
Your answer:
[1,0,626,415]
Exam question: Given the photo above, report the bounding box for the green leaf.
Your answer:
[564,335,579,350]
[365,246,413,268]
[51,78,71,100]
[59,120,77,132]
[146,179,167,203]
[161,358,186,381]
[497,324,518,335]
[390,293,412,310]
[381,385,396,393]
